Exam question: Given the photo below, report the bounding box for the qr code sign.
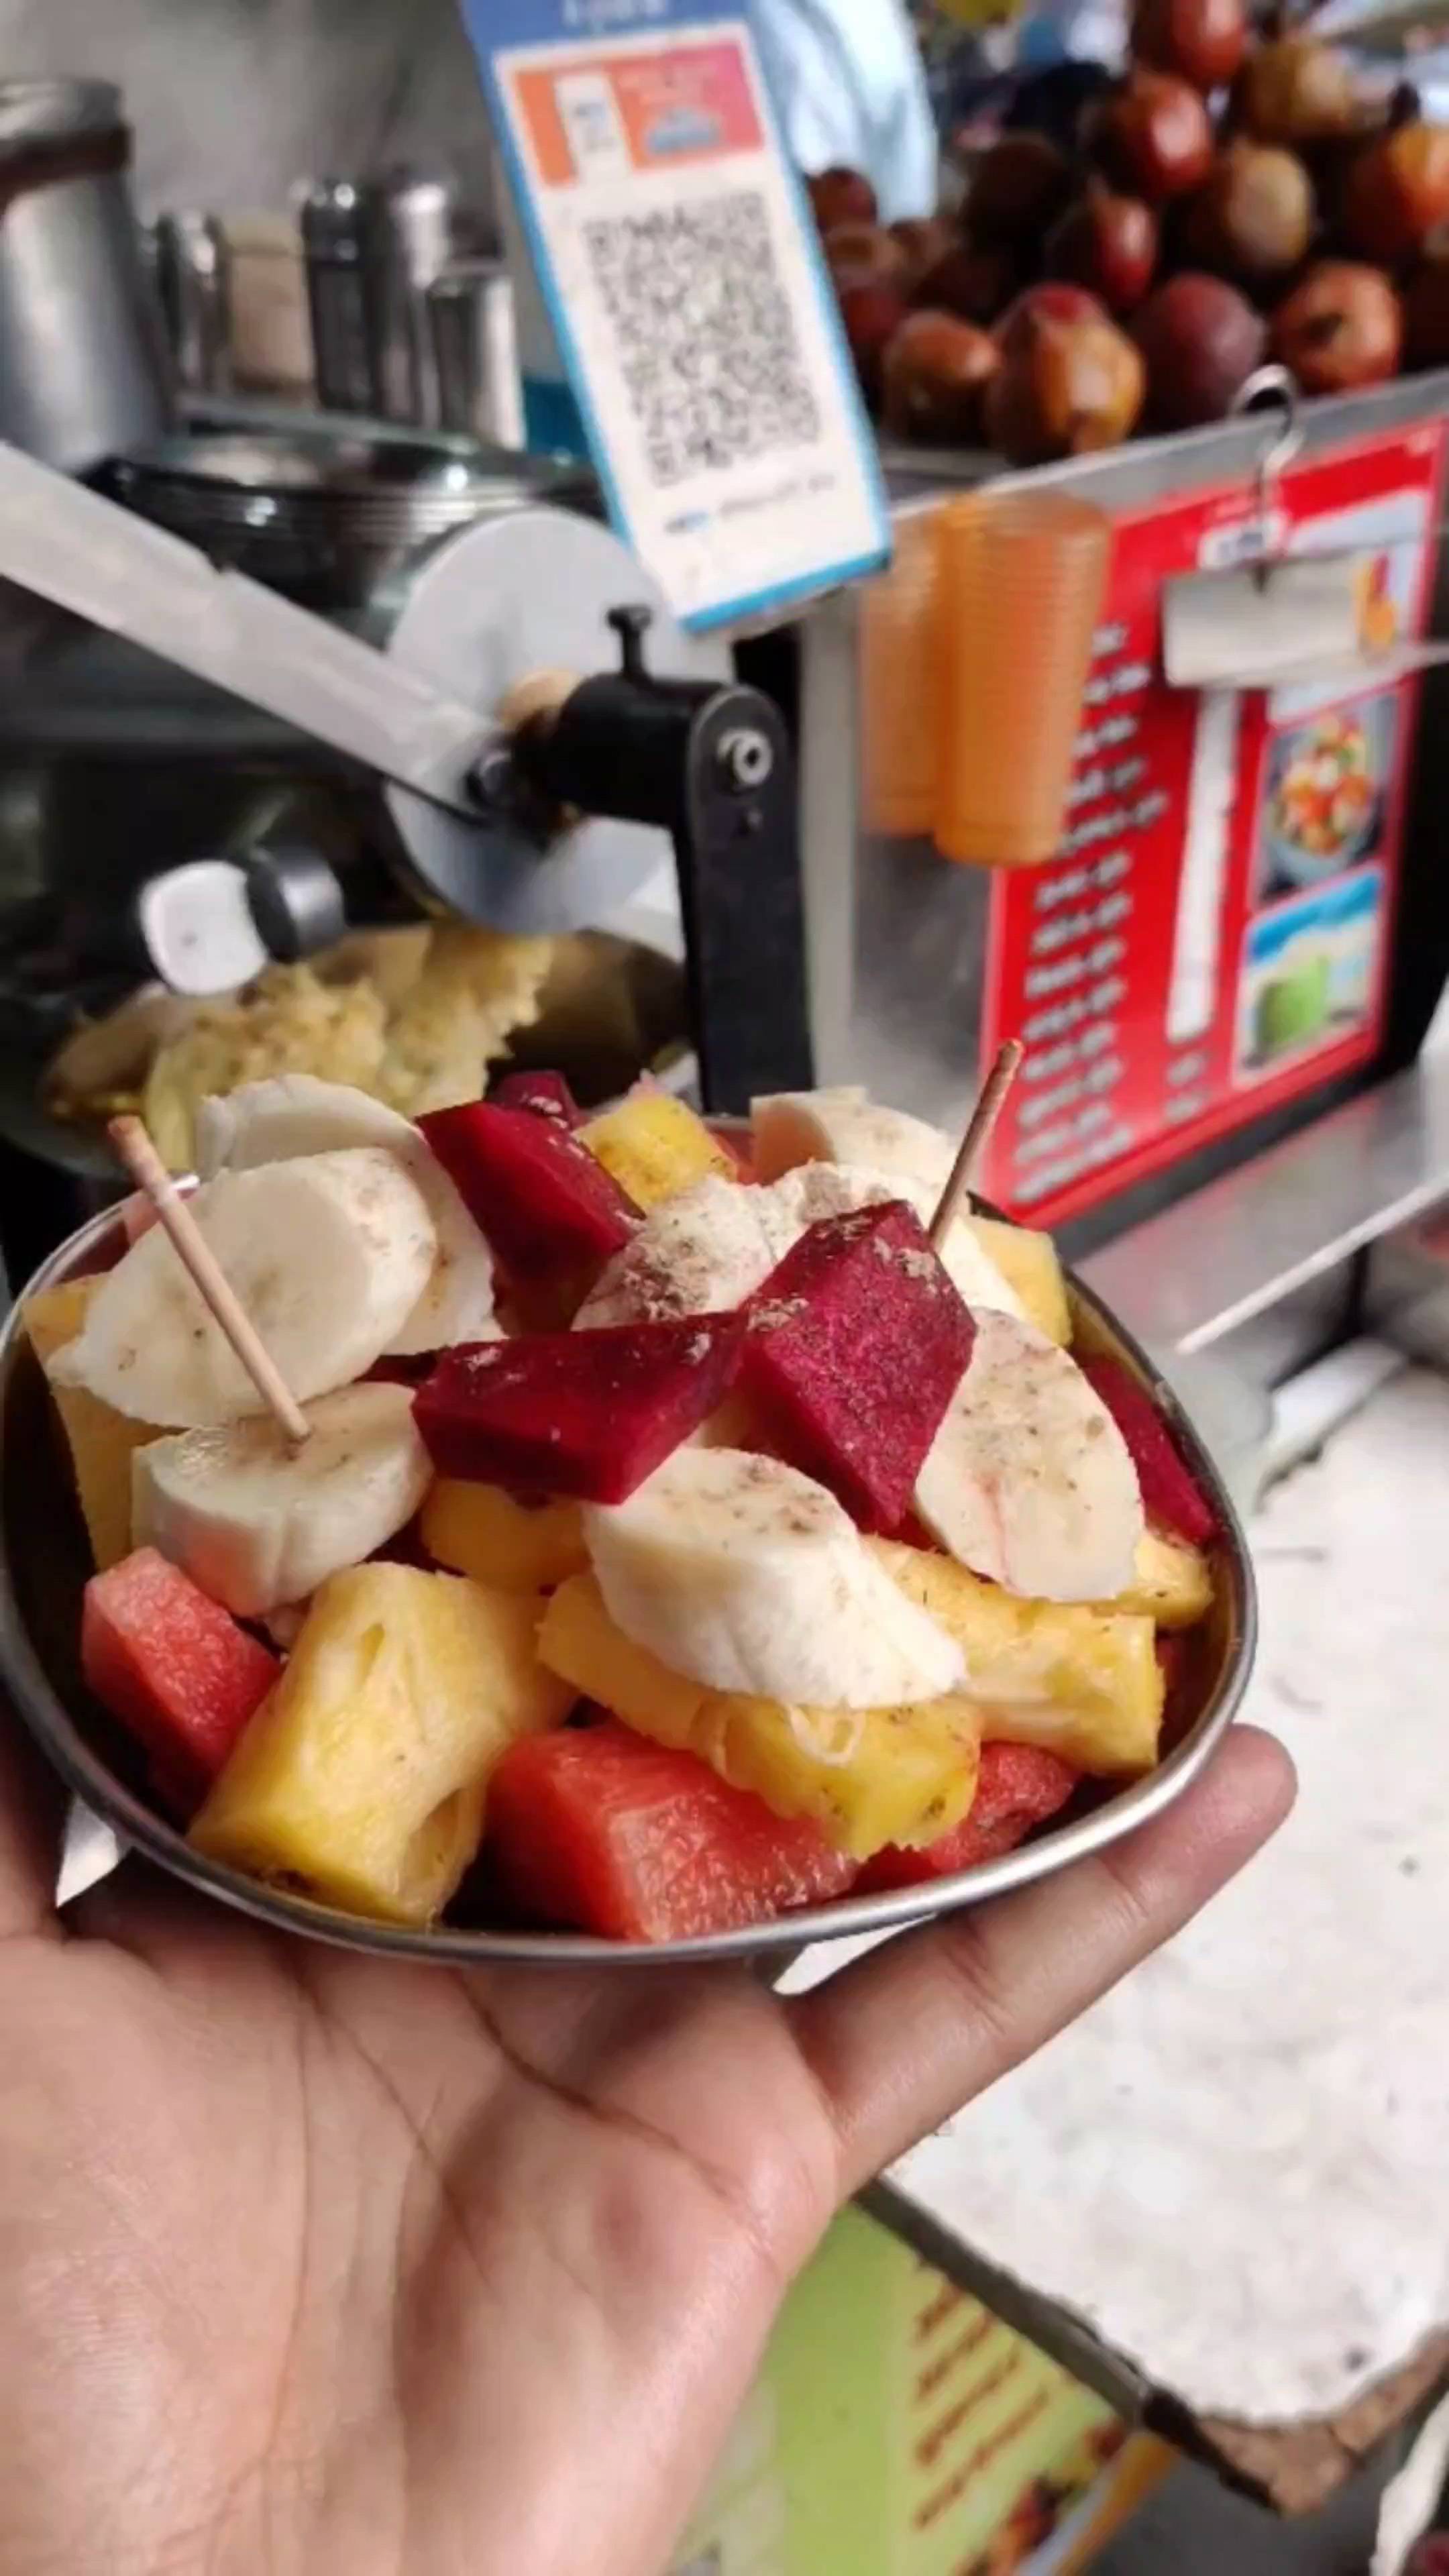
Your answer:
[583,191,821,488]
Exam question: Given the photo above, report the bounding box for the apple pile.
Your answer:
[810,8,1449,465]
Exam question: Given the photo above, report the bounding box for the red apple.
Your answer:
[1132,0,1247,92]
[807,166,877,232]
[888,215,957,290]
[822,221,912,290]
[1093,70,1215,202]
[1402,249,1449,366]
[1181,140,1315,284]
[1237,36,1358,147]
[1131,271,1267,426]
[1045,181,1158,313]
[1271,260,1403,393]
[996,281,1107,356]
[914,239,1020,325]
[983,303,1145,463]
[1342,119,1449,266]
[839,279,912,407]
[966,133,1075,244]
[881,310,1001,445]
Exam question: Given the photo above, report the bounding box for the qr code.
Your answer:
[582,191,821,488]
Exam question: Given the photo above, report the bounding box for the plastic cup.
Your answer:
[933,490,1112,870]
[859,512,941,837]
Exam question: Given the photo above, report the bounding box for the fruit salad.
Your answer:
[23,1073,1224,1945]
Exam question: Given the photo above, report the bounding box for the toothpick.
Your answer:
[929,1041,1025,1249]
[108,1115,311,1447]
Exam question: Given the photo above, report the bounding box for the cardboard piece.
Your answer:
[669,2204,1123,2575]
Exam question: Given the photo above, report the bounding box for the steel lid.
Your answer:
[0,78,124,149]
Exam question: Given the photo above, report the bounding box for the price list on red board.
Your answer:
[977,424,1446,1229]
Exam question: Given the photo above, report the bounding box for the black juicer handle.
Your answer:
[511,606,814,1113]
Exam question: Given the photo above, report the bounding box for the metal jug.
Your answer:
[0,78,174,473]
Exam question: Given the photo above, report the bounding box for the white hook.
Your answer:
[1231,364,1304,567]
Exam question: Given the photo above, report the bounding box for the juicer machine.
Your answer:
[0,441,813,1135]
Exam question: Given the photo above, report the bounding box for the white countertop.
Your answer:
[875,1365,1449,2426]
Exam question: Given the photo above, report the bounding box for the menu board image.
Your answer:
[976,422,1446,1229]
[1236,866,1387,1085]
[1254,694,1397,906]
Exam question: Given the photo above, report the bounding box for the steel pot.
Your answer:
[0,78,174,472]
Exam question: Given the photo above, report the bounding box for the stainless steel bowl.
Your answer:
[104,423,597,610]
[0,1202,1258,1966]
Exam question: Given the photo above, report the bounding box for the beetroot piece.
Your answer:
[741,1203,975,1533]
[413,1312,747,1502]
[1080,1356,1221,1546]
[490,1070,584,1131]
[420,1100,639,1318]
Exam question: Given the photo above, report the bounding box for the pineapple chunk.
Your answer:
[421,1481,586,1593]
[191,1562,574,1925]
[971,1217,1072,1348]
[580,1093,734,1210]
[1105,1529,1213,1630]
[25,1277,163,1569]
[873,1539,1163,1778]
[538,1573,980,1860]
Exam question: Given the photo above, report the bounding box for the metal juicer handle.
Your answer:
[0,438,496,816]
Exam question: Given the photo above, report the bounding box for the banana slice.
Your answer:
[753,1091,952,1192]
[574,1174,791,1330]
[133,1382,432,1617]
[916,1310,1143,1603]
[584,1446,965,1709]
[196,1074,495,1356]
[54,1150,436,1425]
[751,1096,1028,1326]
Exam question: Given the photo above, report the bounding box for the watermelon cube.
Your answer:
[490,1070,583,1131]
[1079,1357,1220,1548]
[741,1203,976,1533]
[421,1101,638,1320]
[413,1311,746,1502]
[486,1720,855,1941]
[82,1548,278,1810]
[856,1741,1079,1892]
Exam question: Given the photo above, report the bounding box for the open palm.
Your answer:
[0,1714,1291,2576]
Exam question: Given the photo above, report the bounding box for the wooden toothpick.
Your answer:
[109,1115,311,1446]
[929,1040,1025,1248]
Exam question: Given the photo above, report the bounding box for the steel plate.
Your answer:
[0,1203,1257,1966]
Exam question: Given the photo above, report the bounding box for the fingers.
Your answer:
[0,1693,64,1940]
[788,1726,1295,2200]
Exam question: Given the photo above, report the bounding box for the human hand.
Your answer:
[0,1712,1291,2576]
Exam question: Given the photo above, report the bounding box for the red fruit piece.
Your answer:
[413,1311,746,1503]
[857,1741,1079,1892]
[82,1547,278,1810]
[487,1720,855,1941]
[490,1069,584,1130]
[1079,1355,1220,1546]
[742,1203,975,1533]
[420,1101,639,1316]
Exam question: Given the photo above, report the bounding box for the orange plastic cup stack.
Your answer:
[859,490,1112,871]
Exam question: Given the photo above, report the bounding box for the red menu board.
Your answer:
[976,424,1446,1227]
